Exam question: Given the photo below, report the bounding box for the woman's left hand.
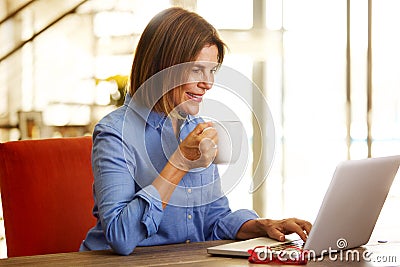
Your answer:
[236,217,312,242]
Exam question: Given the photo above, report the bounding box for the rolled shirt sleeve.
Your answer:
[212,209,259,240]
[90,122,166,255]
[135,185,164,237]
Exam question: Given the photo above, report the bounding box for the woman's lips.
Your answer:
[186,92,203,102]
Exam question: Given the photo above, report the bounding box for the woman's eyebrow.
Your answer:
[192,63,219,69]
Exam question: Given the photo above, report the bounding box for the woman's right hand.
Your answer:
[170,122,218,171]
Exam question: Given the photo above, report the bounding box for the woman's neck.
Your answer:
[171,116,185,140]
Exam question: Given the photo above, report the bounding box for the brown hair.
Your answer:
[128,7,226,114]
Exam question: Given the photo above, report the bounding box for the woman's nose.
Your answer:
[198,80,213,90]
[198,72,214,90]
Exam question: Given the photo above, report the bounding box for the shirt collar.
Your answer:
[124,93,199,129]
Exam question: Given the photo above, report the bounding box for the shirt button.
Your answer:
[188,214,192,220]
[187,188,192,193]
[186,239,190,243]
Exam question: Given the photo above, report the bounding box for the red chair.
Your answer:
[0,137,96,257]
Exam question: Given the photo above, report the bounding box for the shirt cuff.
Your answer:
[218,209,259,239]
[135,185,163,237]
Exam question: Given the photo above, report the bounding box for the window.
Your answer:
[196,0,253,30]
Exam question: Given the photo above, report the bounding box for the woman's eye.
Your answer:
[192,68,201,73]
[210,68,217,74]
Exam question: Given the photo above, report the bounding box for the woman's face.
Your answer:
[173,44,219,116]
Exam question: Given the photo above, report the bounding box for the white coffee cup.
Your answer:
[213,121,243,164]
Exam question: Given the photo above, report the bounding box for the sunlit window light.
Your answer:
[93,0,170,37]
[350,142,368,160]
[350,121,368,140]
[21,43,33,111]
[95,55,132,80]
[0,62,7,115]
[372,141,400,158]
[94,11,137,37]
[196,0,253,30]
[43,104,91,126]
[43,104,70,126]
[95,81,116,106]
[69,105,91,125]
[265,0,282,30]
[21,8,34,41]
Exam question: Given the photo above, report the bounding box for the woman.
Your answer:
[80,7,311,256]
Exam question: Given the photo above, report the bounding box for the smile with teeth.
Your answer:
[186,92,203,102]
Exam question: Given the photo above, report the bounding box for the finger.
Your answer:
[201,127,217,139]
[300,220,312,235]
[200,122,215,134]
[199,138,218,153]
[193,122,213,135]
[294,227,308,242]
[291,218,312,236]
[198,124,218,146]
[284,219,310,242]
[266,228,286,242]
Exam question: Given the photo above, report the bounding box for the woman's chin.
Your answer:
[181,106,200,116]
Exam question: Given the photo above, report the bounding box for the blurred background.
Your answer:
[1,0,399,257]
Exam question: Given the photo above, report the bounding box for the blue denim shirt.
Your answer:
[80,93,258,255]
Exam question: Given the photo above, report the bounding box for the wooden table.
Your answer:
[1,239,396,266]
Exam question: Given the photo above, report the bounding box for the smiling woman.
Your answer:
[79,6,311,256]
[128,7,225,116]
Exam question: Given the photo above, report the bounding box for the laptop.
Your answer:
[207,155,400,257]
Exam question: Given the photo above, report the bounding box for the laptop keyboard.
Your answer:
[270,239,305,251]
